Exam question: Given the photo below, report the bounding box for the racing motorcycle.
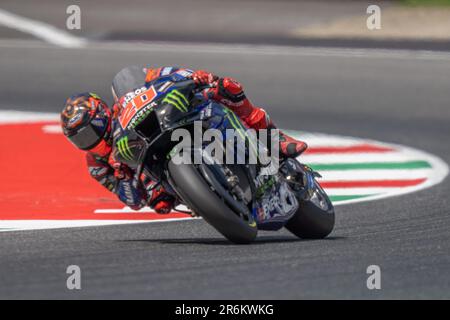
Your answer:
[111,66,335,244]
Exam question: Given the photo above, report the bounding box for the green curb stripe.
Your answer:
[329,194,374,202]
[117,136,133,161]
[309,160,431,171]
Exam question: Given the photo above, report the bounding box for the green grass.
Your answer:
[401,0,450,6]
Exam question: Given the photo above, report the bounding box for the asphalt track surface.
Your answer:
[1,40,450,299]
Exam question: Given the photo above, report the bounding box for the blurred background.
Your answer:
[1,0,450,299]
[2,0,450,46]
[1,0,450,109]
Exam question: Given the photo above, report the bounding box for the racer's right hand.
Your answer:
[192,70,218,86]
[153,200,174,214]
[149,185,175,214]
[108,153,133,180]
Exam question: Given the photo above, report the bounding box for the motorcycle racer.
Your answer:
[60,67,308,213]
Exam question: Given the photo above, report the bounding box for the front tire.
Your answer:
[168,160,257,244]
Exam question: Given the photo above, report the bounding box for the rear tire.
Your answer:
[285,180,335,239]
[168,160,257,244]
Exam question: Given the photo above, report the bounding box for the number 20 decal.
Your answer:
[119,86,157,129]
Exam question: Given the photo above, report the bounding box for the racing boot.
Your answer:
[268,118,308,158]
[210,77,308,158]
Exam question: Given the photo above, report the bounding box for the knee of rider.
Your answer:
[244,107,270,130]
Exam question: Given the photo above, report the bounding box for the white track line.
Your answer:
[89,41,450,62]
[318,169,432,181]
[94,205,191,214]
[301,153,424,164]
[325,187,407,196]
[0,110,58,124]
[1,37,450,62]
[0,218,198,232]
[0,8,86,48]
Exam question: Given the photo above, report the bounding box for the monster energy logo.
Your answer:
[117,136,133,161]
[225,109,259,159]
[162,89,189,112]
[255,176,276,199]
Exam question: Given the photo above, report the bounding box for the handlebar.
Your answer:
[173,78,216,94]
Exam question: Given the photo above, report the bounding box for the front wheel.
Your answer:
[285,180,335,239]
[167,160,257,244]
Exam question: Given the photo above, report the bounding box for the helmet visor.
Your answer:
[67,121,107,150]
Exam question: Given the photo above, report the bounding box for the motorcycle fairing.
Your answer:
[252,174,299,230]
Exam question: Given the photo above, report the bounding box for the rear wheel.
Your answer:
[167,160,257,244]
[285,180,335,239]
